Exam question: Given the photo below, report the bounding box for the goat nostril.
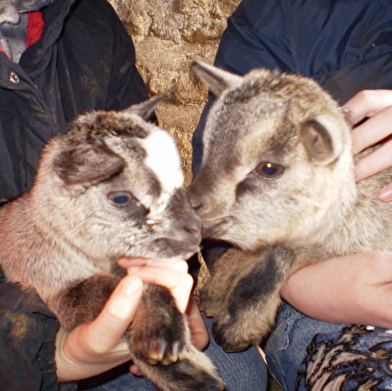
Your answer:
[187,190,211,215]
[191,199,207,213]
[187,192,204,211]
[184,220,202,238]
[185,227,201,237]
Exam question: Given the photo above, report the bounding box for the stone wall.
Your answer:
[107,0,240,184]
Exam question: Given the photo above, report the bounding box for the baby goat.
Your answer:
[187,61,392,352]
[0,96,223,391]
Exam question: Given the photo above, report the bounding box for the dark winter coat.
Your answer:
[0,0,149,389]
[0,0,148,204]
[192,0,392,172]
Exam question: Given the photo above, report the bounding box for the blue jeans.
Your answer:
[80,315,267,391]
[266,303,392,390]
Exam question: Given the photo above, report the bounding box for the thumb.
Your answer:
[86,275,144,352]
[56,276,144,382]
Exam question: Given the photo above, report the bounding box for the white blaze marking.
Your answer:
[140,129,184,197]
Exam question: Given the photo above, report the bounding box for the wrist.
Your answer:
[55,326,131,382]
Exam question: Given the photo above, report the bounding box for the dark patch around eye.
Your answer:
[235,179,258,198]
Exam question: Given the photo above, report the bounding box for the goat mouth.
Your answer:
[201,216,234,239]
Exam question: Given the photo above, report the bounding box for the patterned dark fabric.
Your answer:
[296,325,392,390]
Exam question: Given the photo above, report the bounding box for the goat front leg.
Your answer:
[200,246,262,319]
[50,275,223,391]
[201,245,296,352]
[129,283,224,391]
[50,273,120,331]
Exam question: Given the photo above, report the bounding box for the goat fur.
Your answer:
[0,96,224,391]
[187,61,392,352]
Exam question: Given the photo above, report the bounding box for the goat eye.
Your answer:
[254,161,285,180]
[107,191,139,208]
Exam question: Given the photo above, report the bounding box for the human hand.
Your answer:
[345,90,392,201]
[56,258,208,381]
[118,258,195,313]
[117,258,209,376]
[281,251,392,328]
[119,258,209,348]
[56,274,143,382]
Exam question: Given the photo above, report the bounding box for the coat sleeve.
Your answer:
[215,0,392,103]
[214,0,294,76]
[192,0,293,173]
[0,270,77,391]
[104,3,150,112]
[192,0,392,172]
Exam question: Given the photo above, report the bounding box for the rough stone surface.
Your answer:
[108,0,240,184]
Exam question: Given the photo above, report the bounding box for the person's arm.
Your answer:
[281,90,392,327]
[56,258,207,382]
[105,4,149,111]
[281,251,392,328]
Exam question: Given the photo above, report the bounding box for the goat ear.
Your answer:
[301,114,346,165]
[125,95,167,121]
[52,143,125,186]
[191,60,242,97]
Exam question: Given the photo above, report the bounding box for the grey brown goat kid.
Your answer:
[187,61,392,352]
[0,96,224,391]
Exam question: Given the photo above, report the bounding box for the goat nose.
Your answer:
[184,218,202,239]
[187,191,200,209]
[187,191,209,214]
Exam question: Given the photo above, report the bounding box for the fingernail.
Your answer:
[379,188,392,202]
[120,275,142,295]
[128,266,143,273]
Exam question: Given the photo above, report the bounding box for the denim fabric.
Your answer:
[80,315,267,391]
[266,303,392,390]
